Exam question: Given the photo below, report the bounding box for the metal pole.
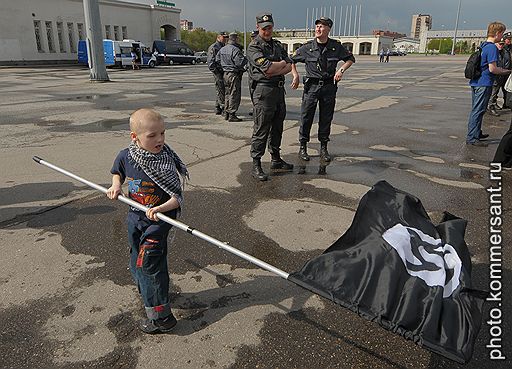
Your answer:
[83,0,109,82]
[338,5,343,37]
[343,5,348,36]
[243,0,246,54]
[358,4,362,37]
[348,5,352,36]
[32,156,290,280]
[311,8,315,38]
[353,5,357,36]
[451,0,462,55]
[333,6,336,35]
[306,7,309,37]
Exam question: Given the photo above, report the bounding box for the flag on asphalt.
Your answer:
[288,181,487,363]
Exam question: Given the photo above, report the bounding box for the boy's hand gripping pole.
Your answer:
[32,156,289,279]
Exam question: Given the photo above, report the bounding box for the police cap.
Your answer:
[219,31,228,38]
[315,16,333,28]
[503,31,512,40]
[256,13,274,28]
[229,32,238,41]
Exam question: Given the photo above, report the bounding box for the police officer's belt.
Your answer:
[306,77,335,86]
[255,79,285,87]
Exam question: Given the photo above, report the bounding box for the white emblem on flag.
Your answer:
[382,224,462,298]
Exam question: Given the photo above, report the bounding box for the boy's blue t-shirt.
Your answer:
[111,148,173,218]
[470,41,499,87]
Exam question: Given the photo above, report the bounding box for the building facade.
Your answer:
[180,19,193,30]
[0,0,181,63]
[410,14,432,39]
[420,29,490,53]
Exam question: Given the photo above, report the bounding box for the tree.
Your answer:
[427,38,453,54]
[181,29,217,51]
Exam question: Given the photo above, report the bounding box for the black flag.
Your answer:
[289,181,487,363]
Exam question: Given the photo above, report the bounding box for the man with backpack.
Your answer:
[466,22,511,147]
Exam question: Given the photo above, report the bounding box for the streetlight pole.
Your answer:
[243,0,246,54]
[451,0,462,55]
[83,0,109,81]
[439,24,445,53]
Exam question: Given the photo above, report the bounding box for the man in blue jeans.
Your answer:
[466,21,511,147]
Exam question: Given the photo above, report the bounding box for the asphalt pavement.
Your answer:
[0,55,510,368]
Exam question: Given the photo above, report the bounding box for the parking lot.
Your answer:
[0,55,511,368]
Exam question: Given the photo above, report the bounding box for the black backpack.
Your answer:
[464,47,482,80]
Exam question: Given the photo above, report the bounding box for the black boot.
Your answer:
[270,155,294,171]
[320,142,331,162]
[215,106,222,115]
[298,143,310,161]
[228,113,243,122]
[252,159,268,181]
[224,112,230,120]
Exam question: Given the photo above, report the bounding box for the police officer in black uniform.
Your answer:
[291,17,355,162]
[247,13,293,181]
[207,32,228,115]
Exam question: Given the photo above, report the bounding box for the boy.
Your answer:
[107,108,188,334]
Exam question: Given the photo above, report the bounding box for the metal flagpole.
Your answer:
[358,4,362,37]
[306,8,309,37]
[348,5,352,36]
[451,0,462,55]
[33,156,290,280]
[338,5,343,37]
[243,0,246,54]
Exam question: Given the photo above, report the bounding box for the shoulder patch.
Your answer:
[256,57,266,65]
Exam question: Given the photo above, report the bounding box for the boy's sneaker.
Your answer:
[139,314,177,334]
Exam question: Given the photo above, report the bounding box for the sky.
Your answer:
[131,0,511,35]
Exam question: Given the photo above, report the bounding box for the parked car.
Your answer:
[194,51,207,63]
[152,40,197,65]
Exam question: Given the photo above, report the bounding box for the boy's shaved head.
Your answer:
[130,108,163,133]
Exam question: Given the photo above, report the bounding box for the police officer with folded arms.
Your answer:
[217,32,247,122]
[247,12,293,181]
[291,17,355,163]
[207,32,228,115]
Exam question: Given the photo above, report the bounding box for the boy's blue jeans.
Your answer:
[467,86,492,143]
[127,211,176,320]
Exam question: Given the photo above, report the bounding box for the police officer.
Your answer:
[247,13,293,181]
[217,32,247,122]
[207,32,228,115]
[291,16,355,162]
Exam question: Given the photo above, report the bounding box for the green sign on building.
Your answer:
[156,1,175,6]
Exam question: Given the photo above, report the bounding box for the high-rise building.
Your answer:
[180,19,193,30]
[410,14,432,39]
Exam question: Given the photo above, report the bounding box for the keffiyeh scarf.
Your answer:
[128,142,189,207]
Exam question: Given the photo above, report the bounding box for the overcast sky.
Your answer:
[132,1,511,35]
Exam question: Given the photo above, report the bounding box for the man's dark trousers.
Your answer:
[299,81,337,143]
[250,84,286,159]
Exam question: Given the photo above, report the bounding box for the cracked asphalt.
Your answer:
[0,55,511,368]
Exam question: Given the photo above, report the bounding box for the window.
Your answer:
[105,25,111,40]
[34,20,44,52]
[122,26,128,39]
[77,23,84,40]
[67,23,76,53]
[57,22,66,52]
[45,21,55,52]
[114,25,120,40]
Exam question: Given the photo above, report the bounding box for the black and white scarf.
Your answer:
[128,142,189,208]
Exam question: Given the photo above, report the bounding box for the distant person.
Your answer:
[466,21,511,147]
[207,32,228,115]
[487,41,508,116]
[107,108,188,334]
[385,48,390,63]
[217,32,247,122]
[291,16,355,163]
[131,49,139,70]
[379,48,384,62]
